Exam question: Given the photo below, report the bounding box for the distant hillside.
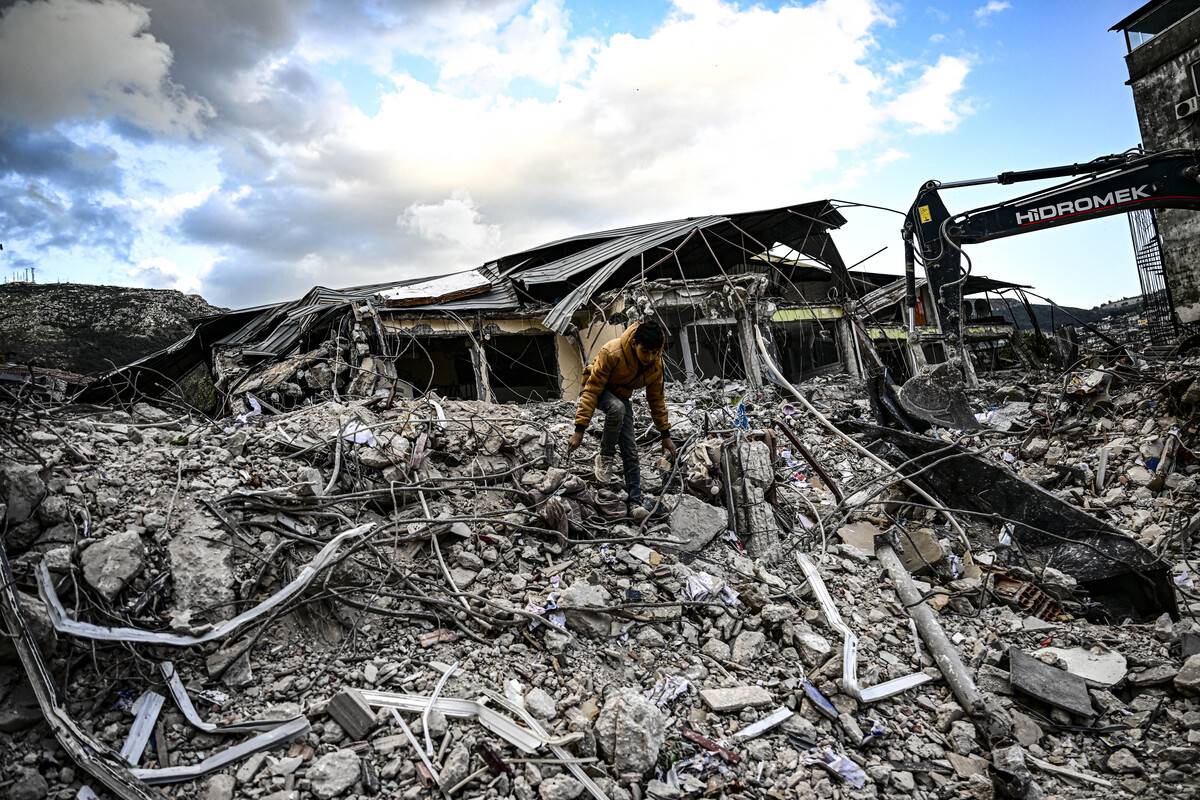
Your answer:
[986,299,1111,331]
[0,283,224,375]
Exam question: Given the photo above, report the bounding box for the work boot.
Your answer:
[594,453,619,484]
[629,498,667,522]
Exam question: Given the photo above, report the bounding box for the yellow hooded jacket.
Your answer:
[574,322,670,435]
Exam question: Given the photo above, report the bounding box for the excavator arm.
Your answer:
[903,148,1200,336]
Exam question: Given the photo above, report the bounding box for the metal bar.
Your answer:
[131,716,310,785]
[482,692,611,800]
[358,690,576,754]
[773,418,844,504]
[875,542,982,714]
[0,538,157,800]
[159,662,305,734]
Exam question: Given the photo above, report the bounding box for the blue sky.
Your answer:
[0,1,1158,308]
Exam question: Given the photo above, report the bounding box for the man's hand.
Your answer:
[662,435,678,460]
[567,431,584,454]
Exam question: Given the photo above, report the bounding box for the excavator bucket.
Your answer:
[896,361,979,430]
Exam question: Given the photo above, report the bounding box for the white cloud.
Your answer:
[433,0,598,91]
[127,257,202,294]
[0,0,977,306]
[185,0,976,304]
[888,55,972,133]
[401,190,502,262]
[974,1,1011,22]
[0,0,211,134]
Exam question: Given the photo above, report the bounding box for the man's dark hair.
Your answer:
[633,318,666,349]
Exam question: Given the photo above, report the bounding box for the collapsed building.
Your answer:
[2,200,1200,800]
[82,201,1037,415]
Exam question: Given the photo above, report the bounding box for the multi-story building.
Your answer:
[1112,1,1200,338]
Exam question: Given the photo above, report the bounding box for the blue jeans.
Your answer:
[598,390,642,506]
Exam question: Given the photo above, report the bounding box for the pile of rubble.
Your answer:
[2,348,1200,800]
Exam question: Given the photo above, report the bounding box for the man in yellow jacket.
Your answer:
[567,319,678,517]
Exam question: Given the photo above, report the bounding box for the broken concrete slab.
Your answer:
[1036,645,1127,687]
[80,530,145,602]
[594,688,666,775]
[327,688,375,741]
[308,749,361,798]
[699,686,774,712]
[168,513,235,622]
[664,494,727,553]
[1174,654,1200,695]
[559,581,614,638]
[896,527,945,573]
[0,463,45,525]
[1009,647,1094,718]
[835,521,879,557]
[845,421,1178,622]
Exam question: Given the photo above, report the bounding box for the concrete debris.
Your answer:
[1,463,46,526]
[664,494,726,553]
[79,530,145,602]
[167,513,236,622]
[3,312,1200,800]
[594,688,666,775]
[698,686,774,712]
[1035,645,1127,687]
[559,581,614,638]
[1177,653,1200,695]
[1009,647,1096,719]
[307,750,361,798]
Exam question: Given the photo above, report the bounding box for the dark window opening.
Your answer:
[772,321,841,381]
[485,333,562,403]
[967,340,1021,373]
[391,334,478,399]
[875,341,911,382]
[920,343,943,367]
[685,323,746,382]
[661,332,689,382]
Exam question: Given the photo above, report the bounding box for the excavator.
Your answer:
[893,147,1200,428]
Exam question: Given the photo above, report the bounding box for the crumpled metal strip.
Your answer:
[131,716,310,785]
[39,523,374,646]
[0,540,156,800]
[483,690,611,800]
[160,661,305,734]
[358,690,581,755]
[796,553,933,702]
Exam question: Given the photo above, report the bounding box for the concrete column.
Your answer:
[678,325,696,381]
[470,340,494,403]
[836,318,861,379]
[737,314,763,389]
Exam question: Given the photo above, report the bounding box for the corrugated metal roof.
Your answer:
[212,266,522,357]
[506,201,848,333]
[516,216,726,286]
[100,200,850,381]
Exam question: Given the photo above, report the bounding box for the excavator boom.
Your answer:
[905,148,1200,333]
[893,148,1200,429]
